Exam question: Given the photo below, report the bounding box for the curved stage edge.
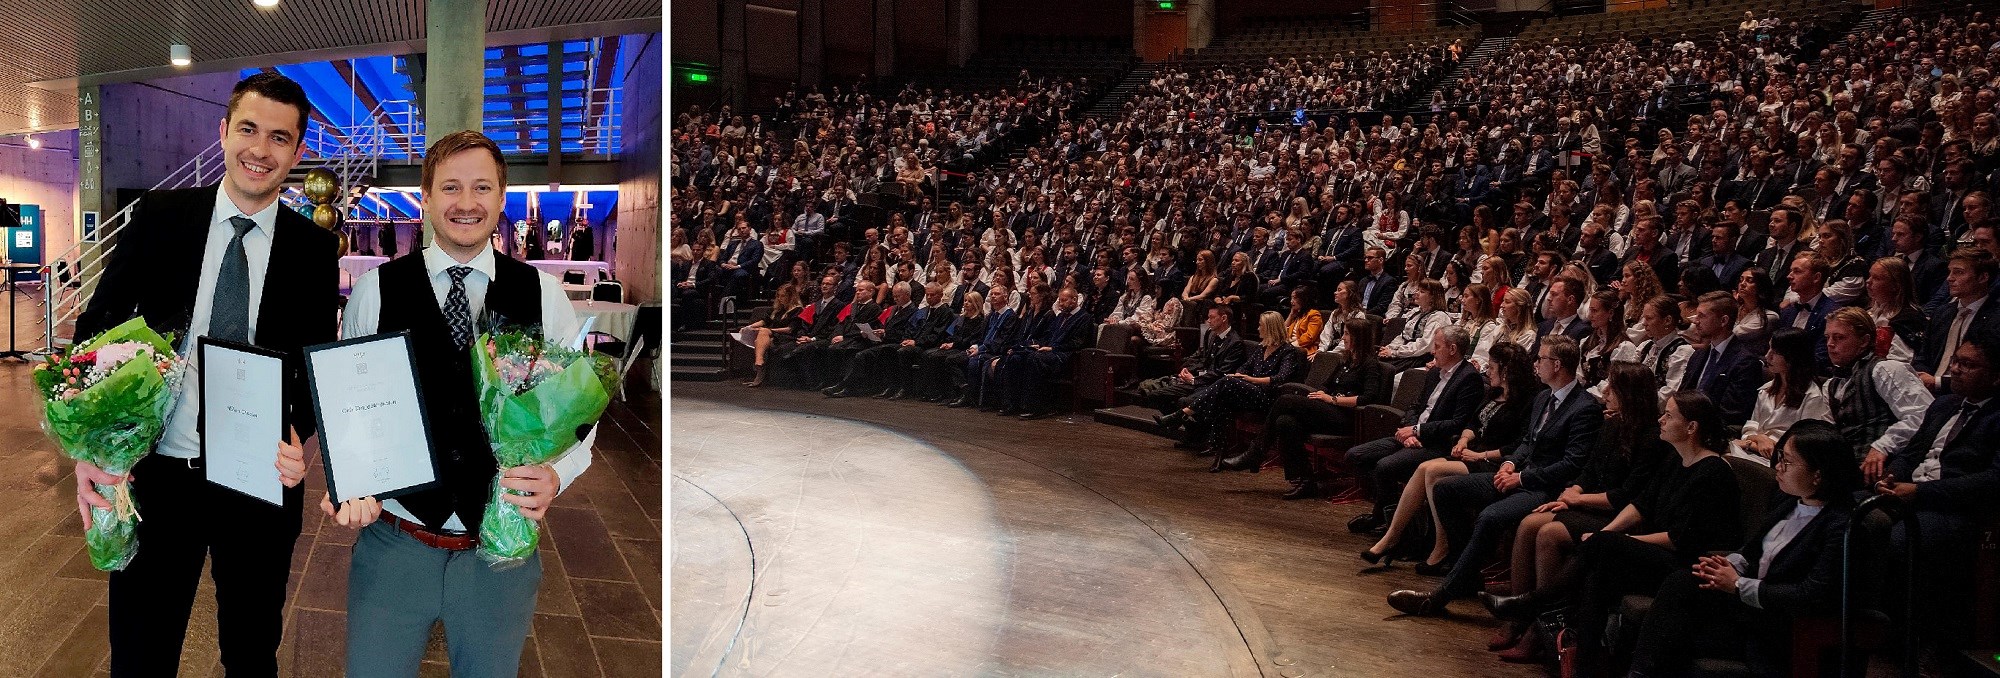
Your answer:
[669,398,1271,677]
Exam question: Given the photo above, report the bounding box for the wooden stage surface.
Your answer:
[671,382,1542,678]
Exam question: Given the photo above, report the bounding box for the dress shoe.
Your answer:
[946,398,973,408]
[1216,449,1263,472]
[1346,512,1382,534]
[1479,592,1536,620]
[821,385,841,396]
[884,389,907,400]
[824,388,849,398]
[1413,559,1453,577]
[1019,410,1050,420]
[1386,589,1445,616]
[997,407,1019,416]
[1153,410,1187,429]
[873,388,897,399]
[1494,627,1545,663]
[1281,481,1320,500]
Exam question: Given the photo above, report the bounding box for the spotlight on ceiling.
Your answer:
[252,0,279,7]
[170,44,192,67]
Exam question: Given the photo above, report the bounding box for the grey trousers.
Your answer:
[345,521,544,677]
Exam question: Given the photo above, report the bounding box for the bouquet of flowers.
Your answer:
[471,328,614,570]
[33,317,185,571]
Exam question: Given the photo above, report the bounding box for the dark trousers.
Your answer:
[722,266,756,301]
[773,337,825,386]
[1628,570,1788,677]
[920,347,970,398]
[963,351,1006,404]
[892,344,933,394]
[1891,510,1980,649]
[837,343,904,393]
[1269,394,1355,482]
[1570,531,1688,667]
[1430,472,1549,598]
[1344,436,1444,517]
[1001,350,1070,412]
[818,340,872,387]
[109,454,305,677]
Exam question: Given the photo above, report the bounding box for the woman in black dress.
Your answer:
[741,282,806,387]
[1481,361,1670,658]
[1359,341,1541,570]
[1626,419,1863,677]
[1263,317,1393,498]
[1561,391,1743,677]
[1164,312,1306,462]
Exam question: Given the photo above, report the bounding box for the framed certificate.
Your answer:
[198,337,288,507]
[302,332,441,503]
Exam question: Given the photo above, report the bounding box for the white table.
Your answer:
[339,255,390,284]
[529,259,611,283]
[572,300,638,342]
[561,283,595,300]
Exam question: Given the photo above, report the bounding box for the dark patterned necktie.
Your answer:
[444,266,475,349]
[208,217,256,342]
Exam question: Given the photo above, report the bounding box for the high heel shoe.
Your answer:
[745,364,767,387]
[1358,547,1394,566]
[1413,558,1452,577]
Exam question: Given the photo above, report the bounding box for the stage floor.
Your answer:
[670,385,1541,678]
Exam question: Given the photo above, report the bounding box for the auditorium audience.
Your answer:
[1269,317,1392,500]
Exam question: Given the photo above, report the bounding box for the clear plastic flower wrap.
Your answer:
[470,329,613,570]
[33,317,185,571]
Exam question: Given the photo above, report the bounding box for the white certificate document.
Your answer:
[304,332,439,503]
[200,339,287,506]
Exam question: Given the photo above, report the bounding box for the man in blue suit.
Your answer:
[716,219,765,303]
[1388,334,1603,615]
[948,287,1019,409]
[1533,277,1592,356]
[1874,330,2000,652]
[1679,291,1764,425]
[1917,247,2000,393]
[1001,288,1097,419]
[1777,251,1839,370]
[1356,247,1400,317]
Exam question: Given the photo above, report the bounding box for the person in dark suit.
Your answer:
[1680,291,1766,425]
[716,220,764,302]
[1314,206,1366,286]
[74,73,337,675]
[778,279,878,389]
[1356,247,1400,317]
[672,241,720,333]
[1620,218,1680,292]
[1142,305,1249,416]
[824,282,925,398]
[1892,217,1949,306]
[1576,222,1621,287]
[1916,248,2000,394]
[568,221,595,261]
[1258,234,1315,310]
[1626,420,1864,677]
[1343,326,1486,533]
[948,285,1027,409]
[1534,277,1593,353]
[1388,335,1604,615]
[1874,330,2000,652]
[883,283,960,400]
[1000,287,1097,419]
[1777,251,1839,371]
[1700,223,1754,287]
[917,291,991,402]
[814,280,889,389]
[1266,317,1394,499]
[1751,208,1809,291]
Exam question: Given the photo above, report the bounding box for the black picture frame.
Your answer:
[301,331,442,503]
[196,335,290,506]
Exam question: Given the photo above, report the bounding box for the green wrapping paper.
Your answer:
[36,317,181,572]
[471,332,612,570]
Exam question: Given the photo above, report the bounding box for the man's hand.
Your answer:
[276,426,307,488]
[1862,448,1889,483]
[1918,372,1938,391]
[1378,346,1392,358]
[500,465,563,521]
[319,494,382,528]
[1494,472,1523,493]
[1178,368,1195,384]
[795,336,810,344]
[74,460,127,531]
[1038,346,1053,351]
[940,342,954,350]
[831,335,846,344]
[1874,480,1917,502]
[901,339,917,347]
[967,345,979,356]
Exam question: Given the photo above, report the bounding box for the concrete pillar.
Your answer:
[799,0,824,87]
[873,0,895,76]
[946,0,978,67]
[720,0,749,108]
[424,0,486,246]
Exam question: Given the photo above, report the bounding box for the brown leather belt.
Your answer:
[383,513,476,551]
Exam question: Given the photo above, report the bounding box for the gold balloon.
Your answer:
[336,230,350,256]
[313,204,338,229]
[303,168,339,205]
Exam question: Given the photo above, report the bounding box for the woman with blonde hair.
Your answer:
[1459,283,1499,366]
[740,282,805,387]
[1156,311,1306,467]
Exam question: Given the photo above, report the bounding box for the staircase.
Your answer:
[1844,6,1898,40]
[670,289,768,381]
[1421,35,1509,107]
[1084,65,1154,120]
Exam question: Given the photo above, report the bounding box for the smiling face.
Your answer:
[218,92,306,209]
[422,144,507,261]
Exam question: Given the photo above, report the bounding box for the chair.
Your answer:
[562,270,588,286]
[592,280,624,303]
[1072,324,1139,410]
[1306,361,1417,503]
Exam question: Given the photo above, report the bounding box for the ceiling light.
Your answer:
[27,136,39,149]
[253,0,279,6]
[170,44,192,67]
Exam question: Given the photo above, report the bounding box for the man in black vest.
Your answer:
[333,131,588,675]
[74,73,338,676]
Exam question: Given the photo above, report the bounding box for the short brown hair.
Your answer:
[227,72,312,140]
[1539,334,1581,374]
[421,130,509,192]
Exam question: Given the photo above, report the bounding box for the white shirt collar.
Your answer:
[1548,378,1577,404]
[1963,295,1988,316]
[211,187,280,239]
[423,244,497,282]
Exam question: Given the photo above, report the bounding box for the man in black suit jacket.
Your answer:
[74,73,337,675]
[1392,335,1602,614]
[1356,247,1400,317]
[1141,306,1248,415]
[1344,326,1485,532]
[1874,330,2000,650]
[825,282,924,398]
[716,220,764,302]
[1001,288,1097,418]
[887,284,961,400]
[1679,291,1764,425]
[1700,223,1753,286]
[1917,249,2000,393]
[1534,277,1593,354]
[1752,208,1809,290]
[672,241,720,332]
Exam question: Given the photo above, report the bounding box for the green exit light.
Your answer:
[1157,1,1174,8]
[687,72,710,83]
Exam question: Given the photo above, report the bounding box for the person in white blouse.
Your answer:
[1317,280,1369,355]
[338,131,589,676]
[1733,328,1832,463]
[1382,279,1452,371]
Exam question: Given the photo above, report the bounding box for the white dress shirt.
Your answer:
[1912,397,1990,482]
[344,244,590,531]
[157,190,279,460]
[1849,359,1937,457]
[1416,359,1464,427]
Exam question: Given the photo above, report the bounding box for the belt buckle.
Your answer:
[184,456,204,471]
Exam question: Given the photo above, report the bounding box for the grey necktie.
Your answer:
[208,216,256,342]
[444,266,475,349]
